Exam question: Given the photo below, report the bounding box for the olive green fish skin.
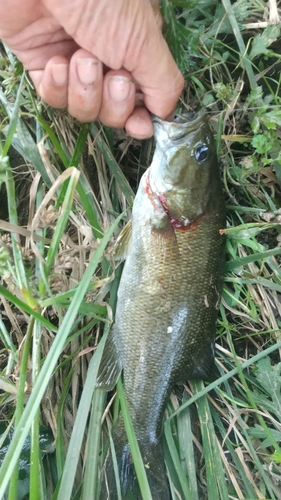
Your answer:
[98,111,225,499]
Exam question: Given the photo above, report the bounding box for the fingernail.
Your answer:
[108,75,131,102]
[51,63,68,86]
[76,58,99,85]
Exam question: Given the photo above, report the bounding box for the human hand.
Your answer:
[0,0,184,139]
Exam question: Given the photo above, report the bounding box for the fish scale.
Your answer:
[97,110,225,500]
[120,195,224,443]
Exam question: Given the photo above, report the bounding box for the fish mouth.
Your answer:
[152,110,207,140]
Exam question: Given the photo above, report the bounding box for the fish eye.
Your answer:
[194,144,208,163]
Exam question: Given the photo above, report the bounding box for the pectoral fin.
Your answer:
[113,220,132,261]
[96,328,122,390]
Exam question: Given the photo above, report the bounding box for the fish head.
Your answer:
[150,110,219,227]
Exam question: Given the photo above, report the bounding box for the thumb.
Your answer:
[133,32,184,119]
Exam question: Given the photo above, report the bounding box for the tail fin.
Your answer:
[99,417,171,500]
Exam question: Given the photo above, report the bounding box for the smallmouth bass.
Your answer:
[97,110,226,500]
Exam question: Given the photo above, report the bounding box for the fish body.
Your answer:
[98,111,225,499]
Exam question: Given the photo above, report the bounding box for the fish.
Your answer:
[97,110,226,500]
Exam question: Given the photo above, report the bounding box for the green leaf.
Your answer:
[260,110,281,130]
[270,451,281,464]
[249,24,281,60]
[252,358,281,418]
[0,89,51,187]
[1,72,25,157]
[247,424,281,448]
[225,246,281,272]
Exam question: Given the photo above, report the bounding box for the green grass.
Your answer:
[1,1,281,499]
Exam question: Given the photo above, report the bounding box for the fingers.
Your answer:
[68,50,103,121]
[43,0,183,126]
[29,49,138,130]
[30,50,104,118]
[68,54,136,125]
[29,56,69,108]
[125,107,154,139]
[99,70,136,128]
[2,0,182,138]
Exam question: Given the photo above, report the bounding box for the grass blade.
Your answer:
[55,333,108,500]
[81,390,106,500]
[117,378,153,500]
[177,393,199,500]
